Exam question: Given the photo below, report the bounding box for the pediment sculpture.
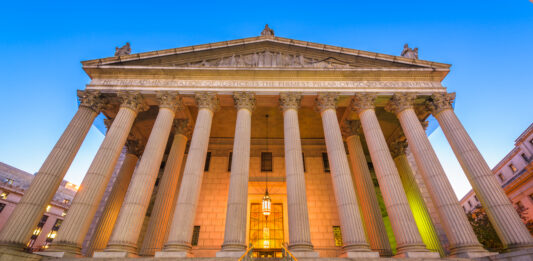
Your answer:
[115,42,131,57]
[401,43,418,59]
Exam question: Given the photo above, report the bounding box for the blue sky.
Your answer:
[0,1,532,198]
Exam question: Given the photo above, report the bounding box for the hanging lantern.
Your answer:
[262,190,271,216]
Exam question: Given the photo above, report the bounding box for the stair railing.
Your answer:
[281,243,298,261]
[238,243,254,261]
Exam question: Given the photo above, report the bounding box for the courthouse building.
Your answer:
[0,26,532,260]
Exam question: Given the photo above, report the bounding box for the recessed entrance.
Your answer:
[249,203,284,257]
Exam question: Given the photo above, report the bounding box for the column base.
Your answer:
[35,251,78,258]
[340,251,380,258]
[449,245,496,259]
[155,251,192,258]
[93,251,138,258]
[476,248,533,261]
[216,250,246,257]
[0,247,42,261]
[394,251,440,258]
[40,242,81,258]
[290,250,319,258]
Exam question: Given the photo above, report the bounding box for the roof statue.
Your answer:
[401,43,418,59]
[114,42,131,57]
[261,24,274,36]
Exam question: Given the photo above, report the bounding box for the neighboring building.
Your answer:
[0,162,78,252]
[1,26,531,260]
[461,123,533,223]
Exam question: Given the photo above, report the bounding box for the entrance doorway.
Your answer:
[249,203,284,257]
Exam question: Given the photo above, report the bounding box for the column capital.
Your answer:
[126,134,145,157]
[389,139,408,159]
[118,91,149,112]
[426,92,455,116]
[195,92,220,112]
[233,92,256,111]
[77,90,106,113]
[351,93,377,114]
[315,92,339,112]
[157,92,183,112]
[279,92,302,111]
[385,93,417,115]
[341,120,362,138]
[173,119,191,138]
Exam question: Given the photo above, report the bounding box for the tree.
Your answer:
[466,206,503,252]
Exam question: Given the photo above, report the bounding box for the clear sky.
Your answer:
[0,1,532,199]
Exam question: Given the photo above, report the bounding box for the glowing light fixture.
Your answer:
[262,114,271,217]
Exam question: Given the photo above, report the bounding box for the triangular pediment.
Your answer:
[82,36,450,70]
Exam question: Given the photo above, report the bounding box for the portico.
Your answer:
[0,27,531,260]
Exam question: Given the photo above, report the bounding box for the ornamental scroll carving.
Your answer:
[385,93,417,115]
[126,133,145,157]
[279,92,302,111]
[195,92,220,112]
[118,91,149,112]
[233,92,256,111]
[341,120,362,138]
[426,92,455,116]
[77,90,105,113]
[173,119,191,138]
[389,139,408,159]
[351,93,377,114]
[315,92,338,112]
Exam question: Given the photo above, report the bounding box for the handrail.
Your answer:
[238,243,254,261]
[281,243,298,261]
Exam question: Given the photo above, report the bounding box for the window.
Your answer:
[468,201,472,207]
[322,153,330,173]
[516,201,525,209]
[191,226,201,246]
[332,226,343,247]
[0,192,8,199]
[261,152,273,172]
[509,164,518,173]
[228,152,233,172]
[498,173,504,182]
[521,153,530,163]
[302,153,306,172]
[204,152,212,171]
[45,219,62,243]
[61,210,67,217]
[462,206,466,212]
[0,203,5,213]
[474,195,478,202]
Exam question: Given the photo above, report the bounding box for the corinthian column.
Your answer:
[86,137,144,256]
[157,92,219,258]
[279,93,317,257]
[99,92,182,257]
[217,92,255,257]
[427,93,533,250]
[139,120,190,256]
[342,120,392,257]
[44,91,146,257]
[390,139,443,256]
[0,90,103,250]
[316,93,377,258]
[351,93,437,258]
[386,93,489,258]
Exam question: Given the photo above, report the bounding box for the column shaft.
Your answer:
[49,104,139,255]
[357,107,428,256]
[220,106,253,254]
[393,152,443,255]
[396,106,487,257]
[283,107,314,253]
[139,132,188,256]
[0,104,98,248]
[160,106,216,255]
[319,107,374,256]
[435,108,533,249]
[105,107,176,255]
[86,152,139,255]
[346,134,392,256]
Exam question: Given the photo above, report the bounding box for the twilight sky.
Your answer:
[0,1,532,199]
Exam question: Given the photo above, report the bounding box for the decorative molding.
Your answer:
[77,90,105,113]
[385,93,417,115]
[118,91,149,112]
[426,92,455,116]
[156,91,183,112]
[351,93,377,113]
[104,118,113,131]
[341,120,362,138]
[126,134,145,157]
[173,119,191,138]
[233,92,256,111]
[279,92,302,111]
[315,92,338,112]
[195,92,220,112]
[88,79,444,92]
